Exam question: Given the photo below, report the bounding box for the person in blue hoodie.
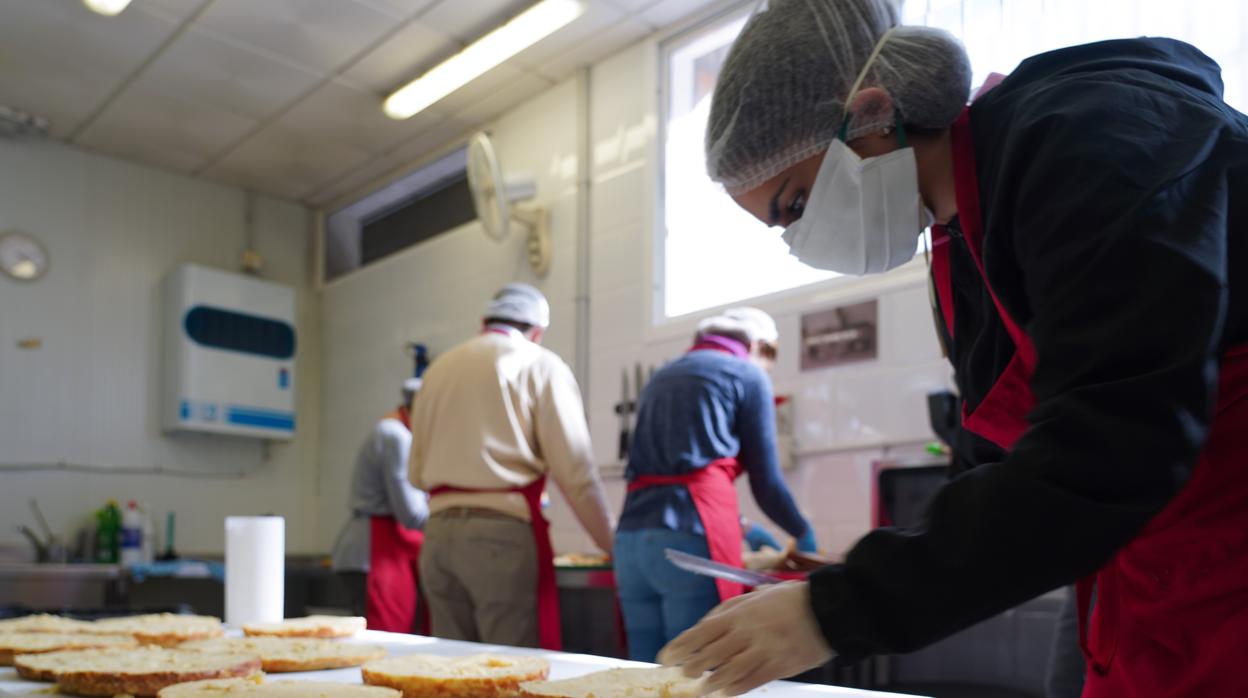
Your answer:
[660,1,1248,696]
[614,307,816,662]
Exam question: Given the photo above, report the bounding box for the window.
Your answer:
[659,0,1248,320]
[904,0,1247,109]
[661,9,836,320]
[324,147,470,282]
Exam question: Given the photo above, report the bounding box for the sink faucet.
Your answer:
[17,525,51,563]
[20,499,67,563]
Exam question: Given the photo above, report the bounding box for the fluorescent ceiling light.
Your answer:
[82,0,132,15]
[384,0,584,120]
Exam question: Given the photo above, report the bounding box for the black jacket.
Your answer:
[808,38,1248,658]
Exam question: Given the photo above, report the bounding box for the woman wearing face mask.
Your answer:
[658,1,1248,696]
[613,307,817,662]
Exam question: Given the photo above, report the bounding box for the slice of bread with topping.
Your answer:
[158,676,401,697]
[15,647,137,682]
[89,612,224,646]
[0,614,94,634]
[0,631,136,665]
[362,653,550,698]
[519,667,717,698]
[181,636,386,672]
[241,615,366,639]
[50,647,261,697]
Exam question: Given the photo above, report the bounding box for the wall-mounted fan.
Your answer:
[466,131,552,277]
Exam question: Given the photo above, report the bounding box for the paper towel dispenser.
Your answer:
[162,264,297,440]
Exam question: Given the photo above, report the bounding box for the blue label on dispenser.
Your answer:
[179,400,191,420]
[278,367,290,389]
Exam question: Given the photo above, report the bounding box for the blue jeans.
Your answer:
[614,528,721,662]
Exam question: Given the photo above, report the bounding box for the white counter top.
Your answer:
[0,629,925,697]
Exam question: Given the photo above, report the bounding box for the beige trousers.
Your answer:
[419,509,538,647]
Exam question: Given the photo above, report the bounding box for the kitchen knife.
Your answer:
[664,548,782,587]
[615,368,631,461]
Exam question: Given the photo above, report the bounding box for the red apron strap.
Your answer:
[428,479,562,650]
[517,476,561,651]
[930,226,955,338]
[944,108,1037,451]
[630,457,746,602]
[948,110,1036,365]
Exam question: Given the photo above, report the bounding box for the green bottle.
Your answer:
[95,500,122,564]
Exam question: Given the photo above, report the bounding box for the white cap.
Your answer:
[485,283,550,328]
[697,306,779,345]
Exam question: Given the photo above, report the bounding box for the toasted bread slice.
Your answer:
[182,636,386,672]
[0,613,94,634]
[241,615,366,639]
[0,631,136,665]
[90,612,224,646]
[519,667,716,698]
[362,654,550,698]
[51,647,261,697]
[159,676,401,697]
[15,647,136,682]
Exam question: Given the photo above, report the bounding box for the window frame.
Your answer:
[651,3,930,336]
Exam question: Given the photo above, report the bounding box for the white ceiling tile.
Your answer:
[340,20,458,94]
[0,52,113,138]
[306,117,473,207]
[639,0,727,28]
[386,117,474,166]
[195,0,397,73]
[506,1,628,72]
[138,27,323,120]
[83,133,208,175]
[600,0,663,13]
[202,126,375,201]
[0,0,178,75]
[451,72,550,125]
[277,79,448,154]
[419,0,532,43]
[136,0,208,22]
[534,17,653,82]
[354,0,440,20]
[75,82,259,173]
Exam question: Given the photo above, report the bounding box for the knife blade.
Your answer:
[665,548,782,587]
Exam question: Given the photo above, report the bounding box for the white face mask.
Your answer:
[780,30,931,276]
[780,138,929,275]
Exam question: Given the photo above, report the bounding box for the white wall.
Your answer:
[0,139,322,557]
[317,78,586,551]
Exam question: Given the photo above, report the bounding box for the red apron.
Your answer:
[428,477,562,651]
[933,108,1248,697]
[367,515,429,634]
[627,338,750,602]
[365,407,430,635]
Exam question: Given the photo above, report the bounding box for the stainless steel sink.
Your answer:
[0,563,123,609]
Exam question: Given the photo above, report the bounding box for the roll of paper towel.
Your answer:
[225,516,284,626]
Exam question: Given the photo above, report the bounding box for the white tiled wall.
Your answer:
[0,139,322,556]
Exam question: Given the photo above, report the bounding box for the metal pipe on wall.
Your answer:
[574,67,592,402]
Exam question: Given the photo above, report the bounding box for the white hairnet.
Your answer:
[706,0,973,194]
[485,283,550,328]
[698,306,779,345]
